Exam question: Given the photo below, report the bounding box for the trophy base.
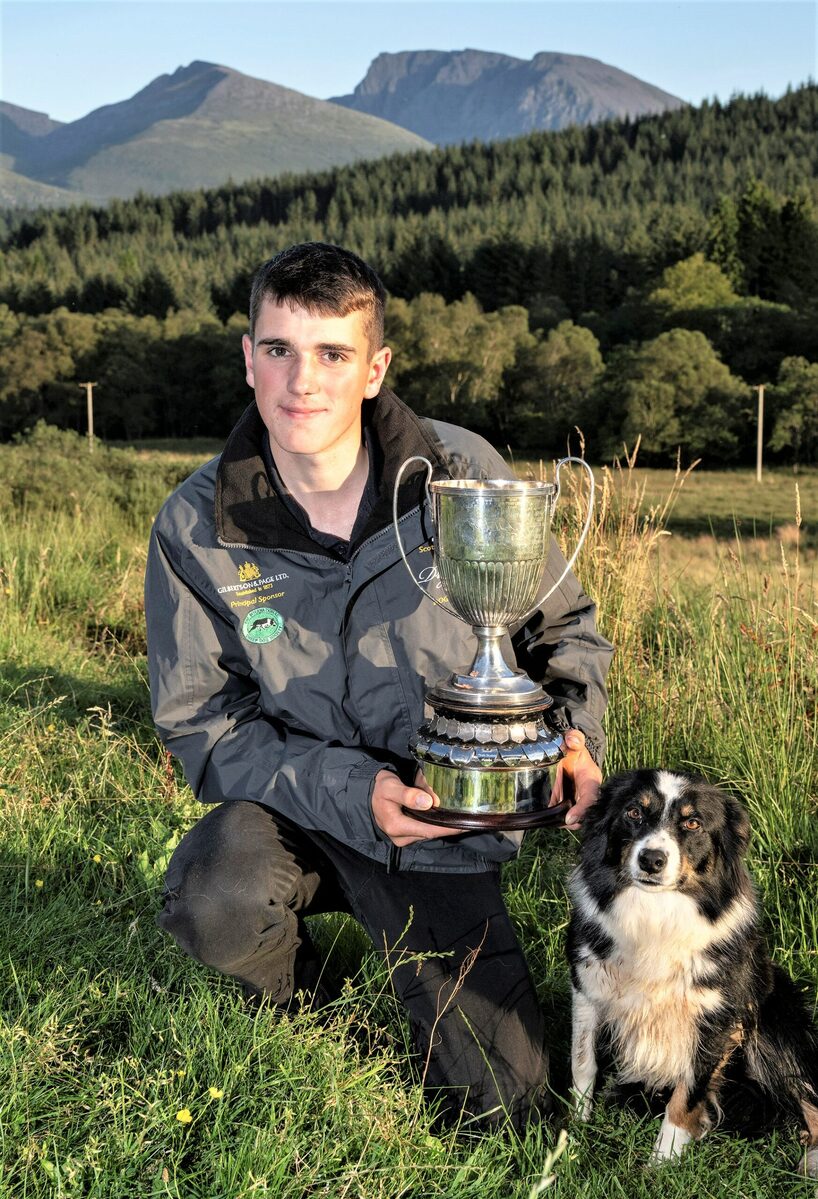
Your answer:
[408,697,569,830]
[404,800,570,831]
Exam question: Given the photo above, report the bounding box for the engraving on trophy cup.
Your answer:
[393,458,595,830]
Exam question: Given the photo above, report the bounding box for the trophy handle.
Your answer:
[519,456,596,623]
[392,455,465,622]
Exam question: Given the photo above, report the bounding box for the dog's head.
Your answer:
[580,769,751,915]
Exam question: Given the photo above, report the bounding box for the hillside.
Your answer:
[0,165,87,209]
[0,100,63,162]
[0,87,816,459]
[5,61,432,200]
[331,48,684,143]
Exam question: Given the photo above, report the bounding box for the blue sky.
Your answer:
[1,0,815,124]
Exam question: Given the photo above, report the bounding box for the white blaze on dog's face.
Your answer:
[626,771,688,890]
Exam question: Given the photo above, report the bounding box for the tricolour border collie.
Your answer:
[568,768,818,1177]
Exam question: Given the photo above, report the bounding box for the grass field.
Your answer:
[1,431,816,1198]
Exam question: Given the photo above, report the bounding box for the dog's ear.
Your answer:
[581,773,626,867]
[723,794,751,856]
[696,781,751,859]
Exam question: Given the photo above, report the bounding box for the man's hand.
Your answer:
[372,769,463,847]
[550,729,602,828]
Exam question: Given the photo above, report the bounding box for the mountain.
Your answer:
[0,101,64,164]
[331,49,684,144]
[0,166,86,209]
[4,61,432,202]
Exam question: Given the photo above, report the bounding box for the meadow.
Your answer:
[1,427,816,1198]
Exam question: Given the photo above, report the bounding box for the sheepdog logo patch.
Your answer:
[242,607,284,644]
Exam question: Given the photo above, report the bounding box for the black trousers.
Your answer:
[157,801,549,1131]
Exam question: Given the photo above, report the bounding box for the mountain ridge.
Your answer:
[332,48,685,143]
[3,61,432,203]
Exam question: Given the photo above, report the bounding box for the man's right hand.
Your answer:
[372,769,463,847]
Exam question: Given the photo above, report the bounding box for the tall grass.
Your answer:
[1,440,816,1198]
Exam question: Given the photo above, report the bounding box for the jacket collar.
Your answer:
[215,387,449,551]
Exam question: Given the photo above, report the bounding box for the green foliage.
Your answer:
[600,329,750,463]
[0,422,202,529]
[501,321,605,453]
[708,180,818,304]
[387,293,530,432]
[0,307,249,441]
[647,253,741,311]
[769,356,818,465]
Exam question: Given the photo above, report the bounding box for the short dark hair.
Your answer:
[248,242,386,354]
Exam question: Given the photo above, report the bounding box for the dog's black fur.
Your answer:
[567,768,818,1174]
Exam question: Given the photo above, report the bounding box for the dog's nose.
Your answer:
[638,848,668,875]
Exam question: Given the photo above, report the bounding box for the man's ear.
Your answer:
[364,345,391,398]
[242,333,255,389]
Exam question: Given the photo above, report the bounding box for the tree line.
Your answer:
[0,86,816,464]
[3,260,816,464]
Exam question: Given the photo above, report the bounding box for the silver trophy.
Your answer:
[393,457,594,830]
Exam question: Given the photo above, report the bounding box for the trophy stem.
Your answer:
[428,625,547,710]
[470,626,521,684]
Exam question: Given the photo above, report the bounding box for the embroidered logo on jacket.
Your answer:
[217,571,289,595]
[237,561,261,582]
[242,607,284,644]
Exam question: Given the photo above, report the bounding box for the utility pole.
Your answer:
[78,382,97,453]
[756,383,765,483]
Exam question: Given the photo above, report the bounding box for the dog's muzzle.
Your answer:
[629,833,681,887]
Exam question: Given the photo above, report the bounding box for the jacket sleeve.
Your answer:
[510,537,613,767]
[145,524,386,847]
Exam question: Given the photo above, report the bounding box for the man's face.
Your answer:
[242,299,391,464]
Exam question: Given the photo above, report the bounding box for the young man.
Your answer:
[146,242,612,1132]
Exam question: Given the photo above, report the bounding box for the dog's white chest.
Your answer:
[575,888,730,1089]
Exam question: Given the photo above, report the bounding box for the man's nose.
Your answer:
[288,355,318,394]
[637,847,668,875]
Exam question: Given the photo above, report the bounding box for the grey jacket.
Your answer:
[145,389,613,873]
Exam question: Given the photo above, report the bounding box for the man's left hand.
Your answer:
[550,728,602,828]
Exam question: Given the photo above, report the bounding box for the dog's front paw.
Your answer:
[797,1144,818,1180]
[648,1115,692,1166]
[571,1088,594,1122]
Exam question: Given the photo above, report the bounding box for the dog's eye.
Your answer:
[681,818,701,831]
[625,807,642,821]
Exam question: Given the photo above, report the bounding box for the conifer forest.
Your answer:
[2,85,817,464]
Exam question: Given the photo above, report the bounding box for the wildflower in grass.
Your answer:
[175,1109,193,1124]
[176,1069,186,1077]
[34,879,44,888]
[208,1087,224,1099]
[92,854,102,863]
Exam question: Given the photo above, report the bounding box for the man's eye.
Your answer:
[682,818,701,831]
[267,346,289,357]
[323,351,344,363]
[625,807,642,821]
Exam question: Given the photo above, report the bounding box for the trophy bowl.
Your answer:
[393,459,594,830]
